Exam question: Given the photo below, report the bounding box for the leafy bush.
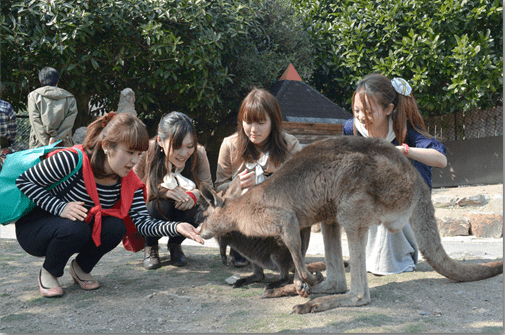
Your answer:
[1,0,314,133]
[294,0,503,115]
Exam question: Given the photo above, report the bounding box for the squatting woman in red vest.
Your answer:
[15,112,203,298]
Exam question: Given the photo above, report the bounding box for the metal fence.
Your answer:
[11,106,503,152]
[13,115,30,152]
[424,106,503,141]
[12,107,108,152]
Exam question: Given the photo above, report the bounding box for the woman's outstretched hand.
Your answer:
[176,222,204,245]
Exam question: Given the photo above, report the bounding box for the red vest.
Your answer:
[49,145,146,251]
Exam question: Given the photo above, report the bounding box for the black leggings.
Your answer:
[15,207,126,278]
[145,198,199,247]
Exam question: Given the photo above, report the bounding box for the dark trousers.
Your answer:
[15,207,126,278]
[145,198,199,247]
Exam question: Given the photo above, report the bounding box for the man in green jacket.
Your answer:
[27,67,78,148]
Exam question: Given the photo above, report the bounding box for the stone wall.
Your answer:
[433,190,503,238]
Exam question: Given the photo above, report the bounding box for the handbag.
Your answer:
[121,216,146,252]
[0,141,83,225]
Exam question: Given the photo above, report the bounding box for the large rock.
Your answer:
[432,195,457,208]
[72,126,87,145]
[117,88,137,117]
[466,212,503,238]
[436,217,470,237]
[456,194,490,207]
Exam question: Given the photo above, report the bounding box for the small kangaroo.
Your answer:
[195,202,327,296]
[215,229,326,297]
[199,136,503,314]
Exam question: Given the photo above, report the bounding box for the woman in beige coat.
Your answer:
[215,88,302,266]
[134,112,213,269]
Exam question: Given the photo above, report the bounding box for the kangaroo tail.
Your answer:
[410,176,503,282]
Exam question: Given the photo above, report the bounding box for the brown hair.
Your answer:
[83,112,149,178]
[144,111,199,202]
[236,88,289,167]
[352,73,431,143]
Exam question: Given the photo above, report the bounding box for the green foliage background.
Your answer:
[1,0,314,136]
[0,0,502,137]
[294,0,503,116]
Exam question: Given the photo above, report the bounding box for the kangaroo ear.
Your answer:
[200,182,224,208]
[224,176,242,199]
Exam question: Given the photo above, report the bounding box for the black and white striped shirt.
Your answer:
[16,150,179,237]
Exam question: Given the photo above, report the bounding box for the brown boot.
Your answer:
[168,243,187,267]
[143,246,161,270]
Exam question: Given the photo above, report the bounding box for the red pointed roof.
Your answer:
[279,64,302,81]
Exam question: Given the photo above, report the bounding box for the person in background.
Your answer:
[27,67,78,148]
[343,73,447,275]
[15,112,203,298]
[214,88,303,267]
[0,94,17,169]
[134,112,213,269]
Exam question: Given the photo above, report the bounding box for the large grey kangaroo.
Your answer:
[198,136,503,314]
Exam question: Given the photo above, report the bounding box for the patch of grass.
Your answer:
[26,296,62,306]
[228,309,250,319]
[226,310,308,333]
[402,322,427,333]
[370,288,404,302]
[74,299,98,308]
[204,284,227,292]
[229,286,264,298]
[481,326,503,333]
[344,327,380,333]
[354,313,394,327]
[66,292,97,302]
[1,312,34,322]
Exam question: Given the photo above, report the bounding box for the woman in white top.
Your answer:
[215,88,302,266]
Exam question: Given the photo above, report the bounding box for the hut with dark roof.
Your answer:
[270,64,352,145]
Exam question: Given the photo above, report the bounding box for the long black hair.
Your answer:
[144,111,199,202]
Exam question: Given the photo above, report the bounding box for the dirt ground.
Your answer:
[0,184,503,333]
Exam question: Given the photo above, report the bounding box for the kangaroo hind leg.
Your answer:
[292,222,370,314]
[308,220,347,295]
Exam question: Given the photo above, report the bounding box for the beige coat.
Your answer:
[27,86,78,148]
[215,132,302,193]
[134,139,213,204]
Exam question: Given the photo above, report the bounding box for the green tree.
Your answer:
[1,0,314,138]
[293,0,503,115]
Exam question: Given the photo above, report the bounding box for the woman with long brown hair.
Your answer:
[215,88,302,266]
[343,73,447,275]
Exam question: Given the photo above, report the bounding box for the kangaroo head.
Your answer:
[198,178,243,239]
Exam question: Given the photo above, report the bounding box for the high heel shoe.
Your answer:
[38,269,64,298]
[69,259,100,290]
